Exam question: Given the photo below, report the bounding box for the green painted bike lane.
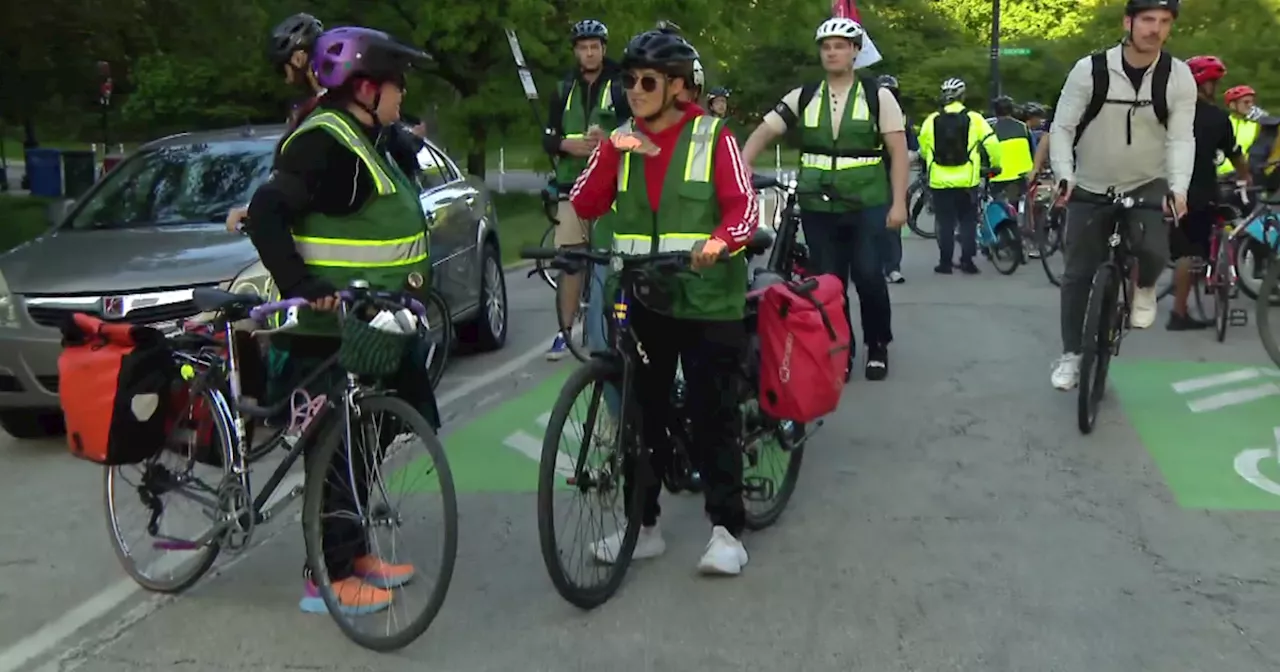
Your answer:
[1111,359,1280,510]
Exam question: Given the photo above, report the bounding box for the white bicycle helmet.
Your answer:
[941,77,966,102]
[815,17,865,43]
[692,58,705,89]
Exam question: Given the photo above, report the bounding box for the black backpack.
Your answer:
[930,110,972,167]
[1075,50,1172,146]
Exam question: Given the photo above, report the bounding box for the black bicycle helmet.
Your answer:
[1125,0,1179,17]
[1022,102,1047,118]
[877,74,899,91]
[269,13,324,67]
[572,19,608,43]
[993,95,1016,116]
[708,86,730,99]
[621,30,700,74]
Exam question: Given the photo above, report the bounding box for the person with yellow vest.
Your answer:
[987,96,1036,208]
[543,19,632,360]
[918,78,1003,275]
[1220,85,1262,177]
[568,29,760,576]
[244,26,434,616]
[740,17,910,382]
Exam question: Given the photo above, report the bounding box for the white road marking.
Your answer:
[502,430,573,477]
[0,331,559,672]
[1185,383,1280,413]
[1171,368,1263,393]
[1234,448,1280,497]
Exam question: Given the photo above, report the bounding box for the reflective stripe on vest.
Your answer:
[800,82,882,170]
[293,232,429,268]
[562,82,614,139]
[282,112,397,195]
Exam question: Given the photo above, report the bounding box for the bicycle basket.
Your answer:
[338,315,413,377]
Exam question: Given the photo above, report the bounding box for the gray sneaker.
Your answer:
[886,270,905,284]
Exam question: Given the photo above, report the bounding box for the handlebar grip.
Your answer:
[249,297,308,322]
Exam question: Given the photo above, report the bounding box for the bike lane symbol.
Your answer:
[1233,427,1280,497]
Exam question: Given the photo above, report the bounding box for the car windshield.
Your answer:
[66,139,275,230]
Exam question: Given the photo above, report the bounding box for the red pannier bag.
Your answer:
[757,274,851,423]
[58,313,177,464]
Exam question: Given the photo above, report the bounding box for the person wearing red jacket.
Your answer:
[569,29,758,576]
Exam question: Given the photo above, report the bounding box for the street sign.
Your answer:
[1000,47,1032,56]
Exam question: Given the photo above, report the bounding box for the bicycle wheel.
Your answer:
[538,357,646,609]
[536,224,558,290]
[1214,232,1232,342]
[423,289,452,389]
[743,419,806,531]
[1078,264,1118,434]
[1038,208,1065,287]
[302,394,457,652]
[557,265,596,364]
[989,222,1021,275]
[906,182,936,239]
[1237,238,1274,302]
[104,385,230,593]
[1256,254,1280,368]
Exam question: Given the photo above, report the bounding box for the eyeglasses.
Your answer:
[622,73,663,93]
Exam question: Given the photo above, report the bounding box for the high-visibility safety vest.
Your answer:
[277,109,431,335]
[989,116,1034,183]
[555,78,619,188]
[796,81,889,213]
[1218,116,1261,176]
[610,115,747,321]
[919,102,1002,189]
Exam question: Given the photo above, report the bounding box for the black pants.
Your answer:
[933,187,978,265]
[800,207,894,352]
[275,334,440,581]
[625,303,746,536]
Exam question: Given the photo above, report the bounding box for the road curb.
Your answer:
[503,259,536,272]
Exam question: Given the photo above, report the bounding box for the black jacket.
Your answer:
[542,59,632,157]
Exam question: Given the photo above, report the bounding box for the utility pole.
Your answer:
[990,0,1002,112]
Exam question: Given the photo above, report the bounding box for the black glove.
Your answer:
[286,276,338,302]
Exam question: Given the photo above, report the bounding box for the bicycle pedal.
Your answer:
[1230,309,1249,326]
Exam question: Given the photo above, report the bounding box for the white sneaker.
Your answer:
[592,525,665,564]
[1131,286,1158,329]
[697,526,748,576]
[1051,353,1082,391]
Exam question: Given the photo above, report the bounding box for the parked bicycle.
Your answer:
[976,175,1024,275]
[104,282,457,651]
[906,173,936,239]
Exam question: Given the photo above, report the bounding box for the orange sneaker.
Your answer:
[299,577,393,615]
[353,555,415,589]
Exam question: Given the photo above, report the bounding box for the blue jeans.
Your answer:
[585,262,621,415]
[800,205,894,349]
[878,225,903,275]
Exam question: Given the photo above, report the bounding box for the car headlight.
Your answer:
[0,269,17,329]
[227,260,274,299]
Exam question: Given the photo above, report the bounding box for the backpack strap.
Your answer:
[797,82,822,120]
[1074,52,1110,147]
[857,72,881,134]
[1151,51,1172,127]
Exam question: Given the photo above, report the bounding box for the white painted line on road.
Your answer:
[1186,382,1280,413]
[1171,367,1262,393]
[1,332,560,672]
[502,430,572,477]
[536,412,551,428]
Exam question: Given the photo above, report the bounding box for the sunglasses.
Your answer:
[622,73,665,93]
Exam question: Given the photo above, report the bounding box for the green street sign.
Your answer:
[1000,47,1033,56]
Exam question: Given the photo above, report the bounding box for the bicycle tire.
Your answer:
[1215,232,1231,342]
[989,223,1021,275]
[743,420,806,531]
[536,224,558,290]
[1236,239,1275,302]
[557,267,595,364]
[423,289,452,389]
[1256,253,1280,368]
[906,182,936,239]
[538,358,645,610]
[1078,264,1117,434]
[302,394,457,652]
[104,385,229,593]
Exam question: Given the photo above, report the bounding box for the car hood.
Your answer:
[1,225,259,295]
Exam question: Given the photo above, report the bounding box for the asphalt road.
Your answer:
[4,220,1280,671]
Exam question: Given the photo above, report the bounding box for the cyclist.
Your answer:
[243,26,437,614]
[740,17,910,381]
[877,74,918,284]
[1167,56,1251,330]
[1219,85,1262,177]
[988,95,1037,225]
[708,87,731,118]
[1047,0,1195,389]
[544,19,631,361]
[568,29,759,576]
[918,77,1003,275]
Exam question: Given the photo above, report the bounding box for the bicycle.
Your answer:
[533,182,604,363]
[1076,188,1166,434]
[104,281,457,651]
[520,239,811,609]
[976,175,1023,275]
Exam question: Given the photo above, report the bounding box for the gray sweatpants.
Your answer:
[1059,179,1170,353]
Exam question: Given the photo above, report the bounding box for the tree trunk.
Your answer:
[466,120,487,179]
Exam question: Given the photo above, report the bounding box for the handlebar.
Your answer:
[248,289,427,334]
[520,240,730,273]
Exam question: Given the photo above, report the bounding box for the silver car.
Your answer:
[0,125,509,439]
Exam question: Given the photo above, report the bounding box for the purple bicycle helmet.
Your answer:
[311,27,429,90]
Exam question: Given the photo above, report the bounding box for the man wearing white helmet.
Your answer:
[742,16,909,382]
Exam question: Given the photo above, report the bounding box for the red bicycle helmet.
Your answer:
[1186,55,1226,85]
[1225,85,1257,105]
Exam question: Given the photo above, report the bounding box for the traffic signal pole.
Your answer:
[990,0,1002,111]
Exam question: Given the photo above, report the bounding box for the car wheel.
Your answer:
[0,410,66,440]
[458,241,508,351]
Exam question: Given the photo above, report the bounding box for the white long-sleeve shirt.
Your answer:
[1049,45,1196,196]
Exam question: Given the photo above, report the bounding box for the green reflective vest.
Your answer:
[1219,116,1261,176]
[610,115,746,321]
[796,81,889,213]
[990,117,1034,183]
[555,78,619,188]
[277,109,431,335]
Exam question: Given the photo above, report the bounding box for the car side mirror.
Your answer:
[46,198,74,226]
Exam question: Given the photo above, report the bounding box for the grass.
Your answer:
[0,195,54,254]
[492,192,550,267]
